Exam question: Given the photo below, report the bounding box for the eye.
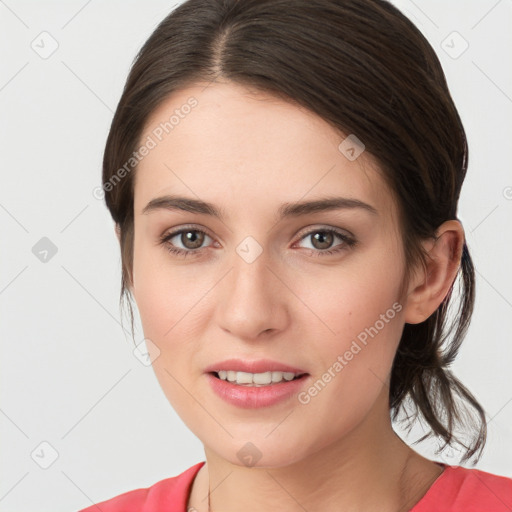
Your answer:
[159,226,214,258]
[294,227,357,257]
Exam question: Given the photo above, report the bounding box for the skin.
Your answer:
[118,80,464,512]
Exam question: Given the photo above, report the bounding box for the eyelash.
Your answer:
[158,225,357,259]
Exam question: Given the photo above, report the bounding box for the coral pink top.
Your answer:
[78,461,512,511]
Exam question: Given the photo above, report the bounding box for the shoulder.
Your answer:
[412,463,512,512]
[77,461,205,512]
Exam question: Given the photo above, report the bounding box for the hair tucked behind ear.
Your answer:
[102,0,487,464]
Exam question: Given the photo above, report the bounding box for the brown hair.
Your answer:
[102,0,486,463]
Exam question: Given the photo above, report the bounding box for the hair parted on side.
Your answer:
[101,0,487,464]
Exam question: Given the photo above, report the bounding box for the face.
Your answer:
[130,81,409,467]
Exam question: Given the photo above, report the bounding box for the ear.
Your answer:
[402,220,465,324]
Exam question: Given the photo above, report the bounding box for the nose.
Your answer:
[215,248,289,340]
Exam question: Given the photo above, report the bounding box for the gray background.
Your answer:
[1,1,511,510]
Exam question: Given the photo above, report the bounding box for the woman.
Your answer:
[79,0,512,510]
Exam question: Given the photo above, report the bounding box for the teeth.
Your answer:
[217,370,300,386]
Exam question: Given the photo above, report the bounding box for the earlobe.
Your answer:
[403,220,465,324]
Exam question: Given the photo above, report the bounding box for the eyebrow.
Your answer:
[141,195,378,220]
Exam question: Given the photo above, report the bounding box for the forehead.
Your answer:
[134,81,396,222]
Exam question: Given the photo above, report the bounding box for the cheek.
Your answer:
[131,247,218,414]
[299,254,405,347]
[132,239,203,336]
[289,268,405,445]
[133,275,213,364]
[131,251,211,416]
[291,251,405,407]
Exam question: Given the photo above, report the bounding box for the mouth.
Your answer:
[208,370,309,387]
[206,365,311,408]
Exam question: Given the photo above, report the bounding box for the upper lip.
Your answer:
[205,358,307,375]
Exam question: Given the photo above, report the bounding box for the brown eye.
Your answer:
[296,228,357,257]
[179,230,206,249]
[159,228,214,257]
[310,231,335,250]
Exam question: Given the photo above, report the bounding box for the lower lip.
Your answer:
[206,373,309,409]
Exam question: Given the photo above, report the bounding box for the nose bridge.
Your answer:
[228,240,274,307]
[216,237,286,338]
